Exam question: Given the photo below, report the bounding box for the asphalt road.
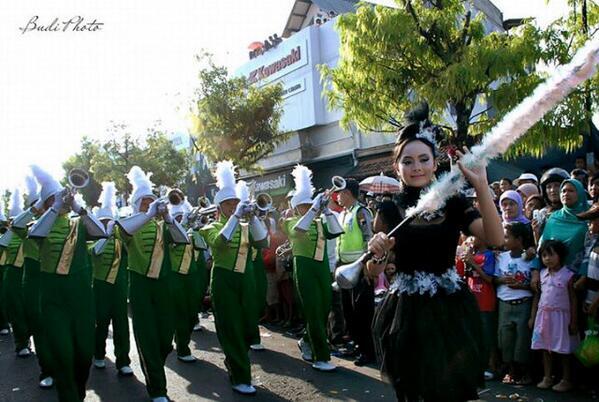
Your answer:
[0,314,595,402]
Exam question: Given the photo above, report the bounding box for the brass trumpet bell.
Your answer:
[68,168,90,189]
[167,189,185,206]
[335,255,367,289]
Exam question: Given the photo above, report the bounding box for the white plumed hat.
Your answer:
[9,188,24,218]
[95,182,118,220]
[30,165,64,203]
[24,175,40,207]
[213,161,239,205]
[290,165,314,208]
[236,180,250,203]
[127,166,157,212]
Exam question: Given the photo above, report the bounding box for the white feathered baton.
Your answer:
[408,36,599,217]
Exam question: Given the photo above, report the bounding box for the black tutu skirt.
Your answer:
[373,283,485,402]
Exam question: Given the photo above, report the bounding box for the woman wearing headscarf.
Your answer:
[517,183,540,202]
[540,179,589,274]
[499,191,530,225]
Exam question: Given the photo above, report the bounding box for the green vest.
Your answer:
[283,217,328,262]
[120,220,171,279]
[12,224,40,262]
[337,204,369,263]
[3,232,25,268]
[38,215,89,275]
[200,215,252,273]
[170,240,197,275]
[91,237,126,284]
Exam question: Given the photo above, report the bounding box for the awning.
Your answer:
[348,154,394,180]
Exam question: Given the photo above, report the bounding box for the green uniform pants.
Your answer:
[211,265,258,385]
[0,266,8,331]
[22,258,52,379]
[40,269,94,402]
[169,271,199,357]
[3,265,30,351]
[93,268,130,369]
[294,256,332,362]
[129,271,174,399]
[251,254,267,344]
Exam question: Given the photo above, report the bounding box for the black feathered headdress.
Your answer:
[392,102,442,158]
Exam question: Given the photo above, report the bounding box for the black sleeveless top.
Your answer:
[391,187,480,275]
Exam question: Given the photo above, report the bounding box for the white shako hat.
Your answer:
[168,197,192,218]
[9,188,24,219]
[127,166,157,212]
[0,201,6,222]
[30,164,64,203]
[24,175,40,207]
[95,182,118,220]
[213,161,239,205]
[290,165,315,209]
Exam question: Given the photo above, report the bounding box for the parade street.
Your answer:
[0,312,593,402]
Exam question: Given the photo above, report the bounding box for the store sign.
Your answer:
[254,173,290,196]
[281,79,305,99]
[248,45,304,84]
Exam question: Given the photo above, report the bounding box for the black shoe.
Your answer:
[353,355,375,367]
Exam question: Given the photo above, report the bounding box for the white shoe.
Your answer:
[39,376,54,389]
[177,354,197,363]
[152,397,169,402]
[17,348,31,358]
[93,358,106,369]
[118,365,134,376]
[0,328,9,335]
[312,361,336,372]
[250,343,265,351]
[297,339,313,362]
[232,384,256,395]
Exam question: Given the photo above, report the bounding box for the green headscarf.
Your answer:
[540,179,589,269]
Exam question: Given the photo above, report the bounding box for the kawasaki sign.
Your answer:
[248,44,307,85]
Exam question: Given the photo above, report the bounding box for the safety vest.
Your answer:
[337,204,370,263]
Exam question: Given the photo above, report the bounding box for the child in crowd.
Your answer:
[458,236,498,380]
[494,222,535,385]
[530,240,579,392]
[374,251,396,304]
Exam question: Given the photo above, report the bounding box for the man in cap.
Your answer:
[334,177,375,366]
[116,166,189,402]
[8,173,54,388]
[199,161,268,395]
[28,165,107,402]
[283,165,344,372]
[514,173,539,187]
[0,189,32,358]
[89,182,132,377]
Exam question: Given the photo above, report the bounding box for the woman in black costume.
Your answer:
[367,104,504,402]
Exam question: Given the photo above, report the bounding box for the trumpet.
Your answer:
[67,168,90,190]
[188,196,217,227]
[251,193,273,218]
[167,188,185,206]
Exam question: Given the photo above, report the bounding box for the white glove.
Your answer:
[51,189,67,212]
[146,198,163,217]
[106,220,116,236]
[234,201,252,218]
[70,196,84,215]
[311,193,328,212]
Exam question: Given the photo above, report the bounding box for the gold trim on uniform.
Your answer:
[106,239,121,284]
[179,244,193,275]
[14,244,25,268]
[56,219,79,275]
[147,221,164,279]
[234,223,249,274]
[314,219,325,262]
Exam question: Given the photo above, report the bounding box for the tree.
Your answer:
[62,123,191,205]
[321,0,597,157]
[189,54,287,170]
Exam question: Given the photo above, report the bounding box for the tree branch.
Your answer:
[404,0,447,62]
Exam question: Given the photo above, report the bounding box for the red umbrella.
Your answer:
[359,173,401,194]
[248,41,264,51]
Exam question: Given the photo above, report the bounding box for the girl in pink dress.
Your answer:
[530,240,579,392]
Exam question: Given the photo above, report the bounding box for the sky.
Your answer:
[0,0,571,193]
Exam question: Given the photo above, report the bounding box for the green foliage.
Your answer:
[189,54,287,170]
[63,123,191,205]
[321,0,598,157]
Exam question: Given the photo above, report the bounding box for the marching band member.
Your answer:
[28,165,107,402]
[116,166,189,402]
[9,174,54,388]
[89,182,133,376]
[282,165,344,372]
[200,161,268,395]
[0,189,32,357]
[0,205,8,336]
[167,193,204,362]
